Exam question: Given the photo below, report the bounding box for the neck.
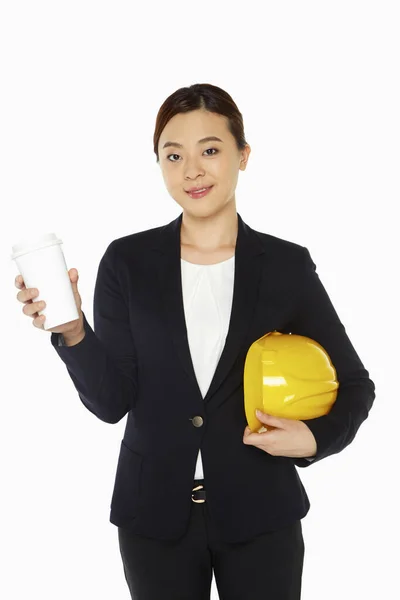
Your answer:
[180,202,238,251]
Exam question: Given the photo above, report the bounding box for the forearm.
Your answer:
[51,312,136,424]
[293,378,374,467]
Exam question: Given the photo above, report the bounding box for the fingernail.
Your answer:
[256,409,262,417]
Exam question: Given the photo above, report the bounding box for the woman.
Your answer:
[15,83,375,599]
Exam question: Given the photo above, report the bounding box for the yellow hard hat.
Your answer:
[244,331,338,433]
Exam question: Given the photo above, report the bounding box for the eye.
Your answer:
[167,148,219,162]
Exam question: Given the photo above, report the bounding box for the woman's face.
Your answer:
[158,109,251,217]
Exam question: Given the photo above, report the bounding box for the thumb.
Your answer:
[69,268,79,287]
[68,269,82,310]
[255,410,285,429]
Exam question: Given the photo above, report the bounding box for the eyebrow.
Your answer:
[162,136,224,150]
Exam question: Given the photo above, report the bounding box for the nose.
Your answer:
[184,159,205,181]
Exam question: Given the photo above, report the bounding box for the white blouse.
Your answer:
[180,255,235,480]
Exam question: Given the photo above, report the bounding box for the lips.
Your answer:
[186,186,214,199]
[186,186,212,193]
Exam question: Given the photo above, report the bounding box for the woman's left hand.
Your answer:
[243,410,317,458]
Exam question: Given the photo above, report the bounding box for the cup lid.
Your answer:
[11,233,63,260]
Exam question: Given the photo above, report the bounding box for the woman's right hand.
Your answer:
[15,268,85,336]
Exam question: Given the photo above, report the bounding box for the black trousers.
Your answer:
[118,479,305,599]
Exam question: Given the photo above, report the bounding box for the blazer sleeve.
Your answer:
[289,247,375,467]
[50,241,138,424]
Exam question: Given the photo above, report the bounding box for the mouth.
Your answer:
[185,185,214,199]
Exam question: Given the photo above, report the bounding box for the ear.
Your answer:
[240,144,251,170]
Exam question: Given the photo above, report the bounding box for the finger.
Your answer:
[69,269,82,313]
[69,268,79,285]
[18,287,39,304]
[15,274,26,290]
[23,299,45,317]
[256,411,286,429]
[243,429,266,443]
[70,269,81,297]
[243,430,280,454]
[33,314,45,328]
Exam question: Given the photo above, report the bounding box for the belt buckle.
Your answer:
[192,484,206,503]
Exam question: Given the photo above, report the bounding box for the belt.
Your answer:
[192,483,206,503]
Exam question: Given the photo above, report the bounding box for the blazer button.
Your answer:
[192,416,204,427]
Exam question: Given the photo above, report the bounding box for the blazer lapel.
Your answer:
[152,212,265,404]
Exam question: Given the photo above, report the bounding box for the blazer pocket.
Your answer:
[110,440,143,519]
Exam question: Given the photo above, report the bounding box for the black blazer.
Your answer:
[51,212,375,543]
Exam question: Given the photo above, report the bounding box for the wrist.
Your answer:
[63,328,85,346]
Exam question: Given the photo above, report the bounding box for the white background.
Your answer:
[1,1,399,598]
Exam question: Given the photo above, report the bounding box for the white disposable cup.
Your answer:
[11,233,80,330]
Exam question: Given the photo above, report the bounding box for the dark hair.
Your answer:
[153,83,248,163]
